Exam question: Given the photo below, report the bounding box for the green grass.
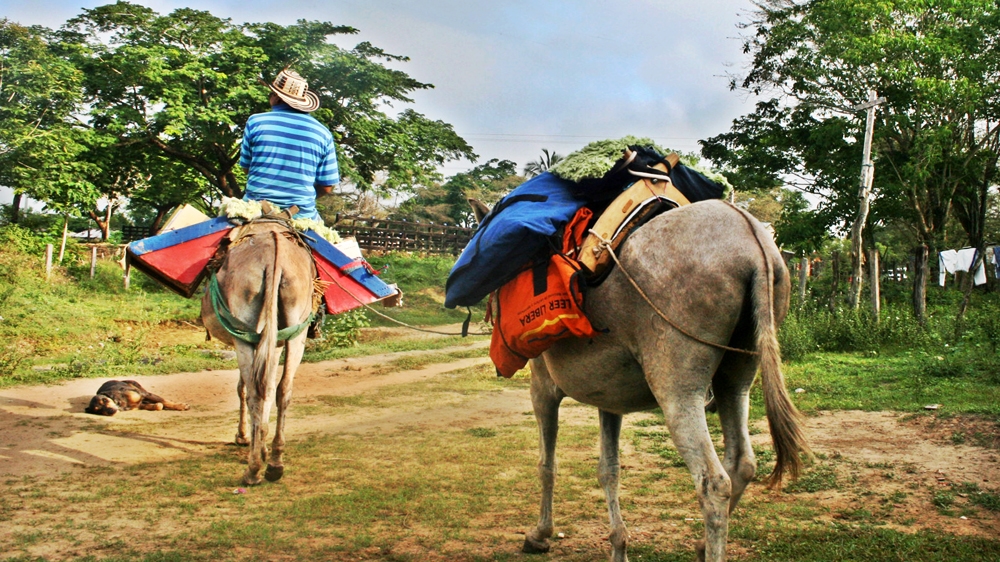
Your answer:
[0,239,476,386]
[728,527,1000,561]
[767,352,1000,417]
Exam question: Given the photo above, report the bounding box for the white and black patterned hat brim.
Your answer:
[260,69,320,112]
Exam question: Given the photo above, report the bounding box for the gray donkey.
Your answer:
[475,199,808,562]
[201,221,316,486]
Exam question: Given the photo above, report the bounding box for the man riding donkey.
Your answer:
[240,67,339,338]
[242,67,339,221]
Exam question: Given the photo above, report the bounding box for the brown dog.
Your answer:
[85,380,189,416]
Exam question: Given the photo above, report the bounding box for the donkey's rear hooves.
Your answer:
[522,536,550,554]
[264,464,284,482]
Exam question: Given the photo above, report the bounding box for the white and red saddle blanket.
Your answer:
[126,213,397,314]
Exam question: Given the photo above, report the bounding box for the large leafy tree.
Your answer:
[0,20,99,225]
[395,159,520,228]
[55,1,474,205]
[703,0,1000,321]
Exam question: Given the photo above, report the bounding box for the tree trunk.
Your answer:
[956,245,986,325]
[11,192,23,224]
[848,91,881,310]
[869,248,880,323]
[150,206,172,233]
[58,215,69,263]
[912,245,928,325]
[829,250,841,313]
[88,211,108,241]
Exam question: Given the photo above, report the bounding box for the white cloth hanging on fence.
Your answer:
[939,248,986,286]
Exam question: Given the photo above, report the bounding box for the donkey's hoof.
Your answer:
[264,464,284,482]
[242,470,262,486]
[522,535,550,554]
[234,435,250,446]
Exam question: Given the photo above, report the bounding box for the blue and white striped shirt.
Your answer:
[240,103,339,220]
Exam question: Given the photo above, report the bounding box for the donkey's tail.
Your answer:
[735,204,810,489]
[251,231,283,398]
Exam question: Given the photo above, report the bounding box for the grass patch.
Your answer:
[772,352,1000,417]
[784,464,838,494]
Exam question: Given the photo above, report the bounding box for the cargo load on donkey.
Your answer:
[126,199,400,326]
[446,137,729,377]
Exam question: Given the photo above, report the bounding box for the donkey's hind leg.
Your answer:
[523,358,565,554]
[598,410,629,562]
[237,340,277,486]
[712,351,759,512]
[648,365,732,562]
[266,332,307,482]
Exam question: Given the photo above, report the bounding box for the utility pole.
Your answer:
[848,90,886,310]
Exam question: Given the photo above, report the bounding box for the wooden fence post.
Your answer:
[798,256,809,305]
[913,245,928,325]
[45,244,53,281]
[90,246,98,279]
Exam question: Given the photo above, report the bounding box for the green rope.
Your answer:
[208,272,314,345]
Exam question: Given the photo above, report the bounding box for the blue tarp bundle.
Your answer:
[444,172,585,308]
[444,147,728,309]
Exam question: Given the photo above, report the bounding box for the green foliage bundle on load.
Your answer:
[550,136,732,190]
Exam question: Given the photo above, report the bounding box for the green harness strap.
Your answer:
[208,272,315,345]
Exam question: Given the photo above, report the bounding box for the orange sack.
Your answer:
[488,208,598,377]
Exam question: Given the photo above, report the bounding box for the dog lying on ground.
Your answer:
[85,380,189,416]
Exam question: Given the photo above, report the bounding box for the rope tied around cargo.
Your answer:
[588,230,759,356]
[310,255,491,337]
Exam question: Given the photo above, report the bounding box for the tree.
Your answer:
[56,2,475,204]
[703,0,1000,322]
[125,153,213,231]
[394,159,520,228]
[0,20,97,225]
[523,148,563,178]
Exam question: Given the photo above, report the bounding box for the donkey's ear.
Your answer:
[467,198,491,225]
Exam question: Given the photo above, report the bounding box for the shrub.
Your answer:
[779,303,934,360]
[778,312,816,362]
[308,308,370,351]
[0,224,51,256]
[0,340,33,379]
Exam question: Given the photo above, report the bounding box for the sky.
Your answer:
[0,0,761,205]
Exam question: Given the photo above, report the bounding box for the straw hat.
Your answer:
[261,68,320,112]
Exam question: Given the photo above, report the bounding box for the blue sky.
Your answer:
[1,0,759,203]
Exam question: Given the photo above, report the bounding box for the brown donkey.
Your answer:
[201,221,316,485]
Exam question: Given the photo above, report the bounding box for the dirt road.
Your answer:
[1,327,998,542]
